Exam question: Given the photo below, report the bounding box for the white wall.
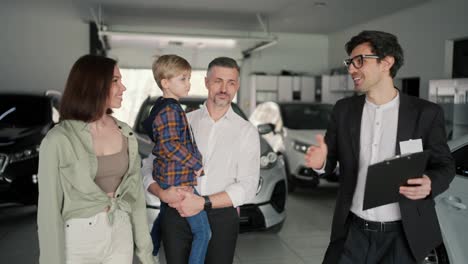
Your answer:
[107,25,329,114]
[328,0,468,99]
[240,33,328,114]
[0,0,88,94]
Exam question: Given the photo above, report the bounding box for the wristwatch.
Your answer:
[203,195,212,211]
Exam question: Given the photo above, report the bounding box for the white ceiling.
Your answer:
[73,0,430,34]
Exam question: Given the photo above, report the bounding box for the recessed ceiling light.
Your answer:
[168,40,183,46]
[105,32,237,49]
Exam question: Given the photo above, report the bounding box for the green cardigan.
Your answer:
[37,118,154,264]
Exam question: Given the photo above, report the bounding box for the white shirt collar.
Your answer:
[365,91,400,110]
[201,102,236,121]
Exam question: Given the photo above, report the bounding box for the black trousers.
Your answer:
[338,214,416,264]
[161,205,239,264]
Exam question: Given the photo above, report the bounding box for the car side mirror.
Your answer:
[258,123,275,135]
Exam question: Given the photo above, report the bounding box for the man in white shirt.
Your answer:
[305,31,454,264]
[143,57,260,264]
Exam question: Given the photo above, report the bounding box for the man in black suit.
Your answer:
[305,31,455,264]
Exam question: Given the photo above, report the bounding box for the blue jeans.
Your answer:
[151,185,211,264]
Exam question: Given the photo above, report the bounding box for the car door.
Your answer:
[435,142,468,263]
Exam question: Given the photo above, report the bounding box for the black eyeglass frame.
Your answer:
[343,54,380,69]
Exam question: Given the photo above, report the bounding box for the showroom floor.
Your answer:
[0,180,338,264]
[232,181,337,264]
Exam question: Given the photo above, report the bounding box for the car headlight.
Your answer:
[292,140,309,154]
[9,145,40,163]
[260,151,278,169]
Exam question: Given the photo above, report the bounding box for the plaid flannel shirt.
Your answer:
[151,101,203,187]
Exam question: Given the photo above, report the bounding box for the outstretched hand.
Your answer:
[305,134,328,169]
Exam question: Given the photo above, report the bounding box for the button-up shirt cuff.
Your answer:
[225,185,245,208]
[143,175,157,192]
[313,160,327,174]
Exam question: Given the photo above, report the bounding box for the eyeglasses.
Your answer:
[343,54,380,69]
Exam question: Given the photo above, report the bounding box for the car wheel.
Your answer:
[267,221,284,233]
[421,244,449,264]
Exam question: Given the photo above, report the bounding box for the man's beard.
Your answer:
[214,93,230,107]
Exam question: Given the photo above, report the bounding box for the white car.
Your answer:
[425,134,468,264]
[249,101,337,192]
[134,97,288,232]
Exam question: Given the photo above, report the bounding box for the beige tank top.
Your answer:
[95,135,129,193]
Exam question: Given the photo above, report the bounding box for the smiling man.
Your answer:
[305,31,455,264]
[144,57,260,264]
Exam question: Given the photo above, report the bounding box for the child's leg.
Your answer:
[186,210,211,264]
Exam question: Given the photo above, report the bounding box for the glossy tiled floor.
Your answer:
[0,180,338,264]
[233,182,337,264]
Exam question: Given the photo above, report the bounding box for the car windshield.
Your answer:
[280,104,332,130]
[0,95,52,128]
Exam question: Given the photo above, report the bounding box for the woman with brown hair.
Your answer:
[37,55,155,264]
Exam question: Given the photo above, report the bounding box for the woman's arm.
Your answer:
[130,154,155,264]
[37,134,65,264]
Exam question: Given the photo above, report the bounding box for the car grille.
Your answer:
[271,180,286,213]
[239,204,265,231]
[0,153,8,175]
[297,166,318,177]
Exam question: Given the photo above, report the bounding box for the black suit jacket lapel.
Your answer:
[396,94,418,155]
[349,96,366,165]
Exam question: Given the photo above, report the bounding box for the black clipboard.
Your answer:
[363,151,430,210]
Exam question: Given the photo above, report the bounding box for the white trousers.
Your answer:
[65,210,134,264]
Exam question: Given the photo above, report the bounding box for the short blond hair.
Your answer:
[152,54,191,89]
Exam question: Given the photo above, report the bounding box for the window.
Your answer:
[280,104,333,130]
[452,38,468,78]
[113,69,209,127]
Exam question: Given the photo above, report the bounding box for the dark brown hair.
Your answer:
[345,30,404,78]
[207,57,240,74]
[59,55,117,122]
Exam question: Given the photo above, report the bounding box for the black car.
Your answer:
[0,92,60,204]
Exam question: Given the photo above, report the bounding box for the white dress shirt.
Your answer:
[351,93,401,222]
[143,104,260,208]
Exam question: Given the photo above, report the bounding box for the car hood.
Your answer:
[0,125,50,150]
[285,128,326,145]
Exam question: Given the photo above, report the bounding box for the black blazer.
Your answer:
[322,93,455,263]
